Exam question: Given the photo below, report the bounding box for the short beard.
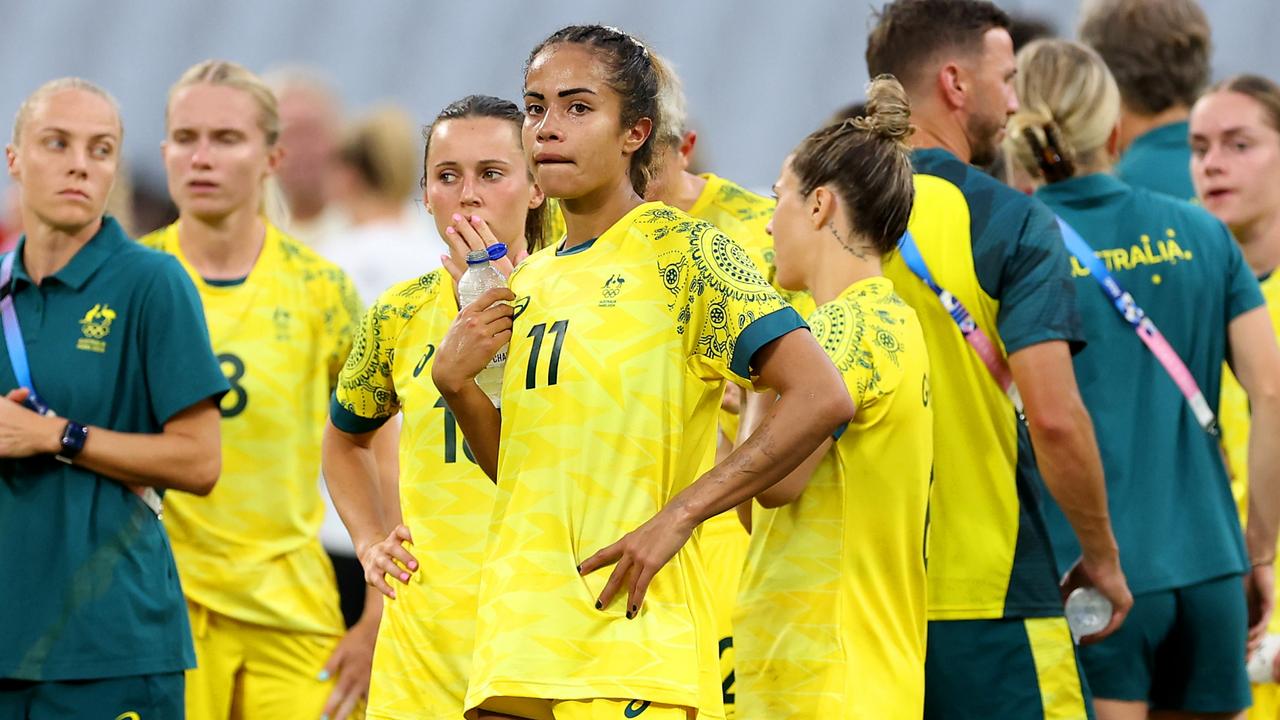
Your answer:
[966,111,1004,167]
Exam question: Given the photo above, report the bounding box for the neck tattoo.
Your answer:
[831,225,868,260]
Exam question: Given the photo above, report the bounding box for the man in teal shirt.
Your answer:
[0,79,227,718]
[1079,0,1212,202]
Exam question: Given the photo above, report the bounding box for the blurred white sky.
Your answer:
[1,0,1277,198]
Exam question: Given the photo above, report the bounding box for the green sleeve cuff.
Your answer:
[729,306,808,380]
[329,392,390,434]
[831,422,849,441]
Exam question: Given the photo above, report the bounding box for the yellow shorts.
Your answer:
[185,600,363,720]
[1252,683,1280,720]
[474,698,691,720]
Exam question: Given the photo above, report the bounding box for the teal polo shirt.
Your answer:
[1115,120,1196,202]
[1035,174,1262,594]
[0,216,228,681]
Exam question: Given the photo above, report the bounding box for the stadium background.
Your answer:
[0,0,1277,209]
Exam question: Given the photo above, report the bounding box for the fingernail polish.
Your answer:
[471,214,481,222]
[576,563,582,573]
[401,573,409,581]
[631,604,637,614]
[452,213,461,221]
[595,600,602,610]
[409,561,418,570]
[626,610,635,620]
[317,669,330,681]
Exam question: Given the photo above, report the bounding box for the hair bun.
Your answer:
[855,74,913,144]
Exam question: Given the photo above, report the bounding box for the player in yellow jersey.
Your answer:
[1193,75,1280,719]
[430,25,854,720]
[323,94,549,720]
[732,74,931,720]
[139,60,374,720]
[640,55,816,718]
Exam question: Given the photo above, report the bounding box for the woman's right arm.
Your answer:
[323,420,415,598]
[431,286,511,482]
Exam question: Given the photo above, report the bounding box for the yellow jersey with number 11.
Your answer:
[464,202,806,719]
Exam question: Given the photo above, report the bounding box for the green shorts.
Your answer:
[1079,572,1250,713]
[0,672,183,720]
[925,616,1094,720]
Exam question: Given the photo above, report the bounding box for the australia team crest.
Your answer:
[77,303,117,353]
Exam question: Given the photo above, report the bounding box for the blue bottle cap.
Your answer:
[486,243,508,261]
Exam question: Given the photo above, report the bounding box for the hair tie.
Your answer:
[1023,124,1074,183]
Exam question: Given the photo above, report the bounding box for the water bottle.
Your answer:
[1065,587,1112,642]
[1248,634,1280,684]
[456,245,508,407]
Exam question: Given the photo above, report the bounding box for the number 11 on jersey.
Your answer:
[525,320,568,390]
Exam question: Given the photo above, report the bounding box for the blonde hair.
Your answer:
[336,105,420,203]
[1005,39,1120,183]
[652,53,688,150]
[11,77,121,146]
[168,60,280,146]
[167,60,288,225]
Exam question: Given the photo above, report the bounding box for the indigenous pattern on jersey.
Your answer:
[882,148,1082,620]
[1036,174,1259,595]
[691,173,815,321]
[464,202,805,718]
[331,269,497,719]
[140,222,360,635]
[736,277,932,719]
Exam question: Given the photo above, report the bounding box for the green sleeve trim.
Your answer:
[729,306,808,379]
[329,392,390,434]
[831,422,849,441]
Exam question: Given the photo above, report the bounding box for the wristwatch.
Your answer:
[55,420,89,464]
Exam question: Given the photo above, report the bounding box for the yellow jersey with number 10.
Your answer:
[736,277,931,719]
[139,221,359,636]
[332,268,496,719]
[464,202,805,718]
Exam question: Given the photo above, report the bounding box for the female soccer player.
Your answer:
[732,74,931,720]
[1191,74,1280,718]
[323,93,547,720]
[140,60,373,720]
[1006,40,1280,720]
[432,24,854,720]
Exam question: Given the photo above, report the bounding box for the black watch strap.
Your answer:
[56,420,89,464]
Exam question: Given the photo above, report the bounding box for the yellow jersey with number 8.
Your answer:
[140,221,359,635]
